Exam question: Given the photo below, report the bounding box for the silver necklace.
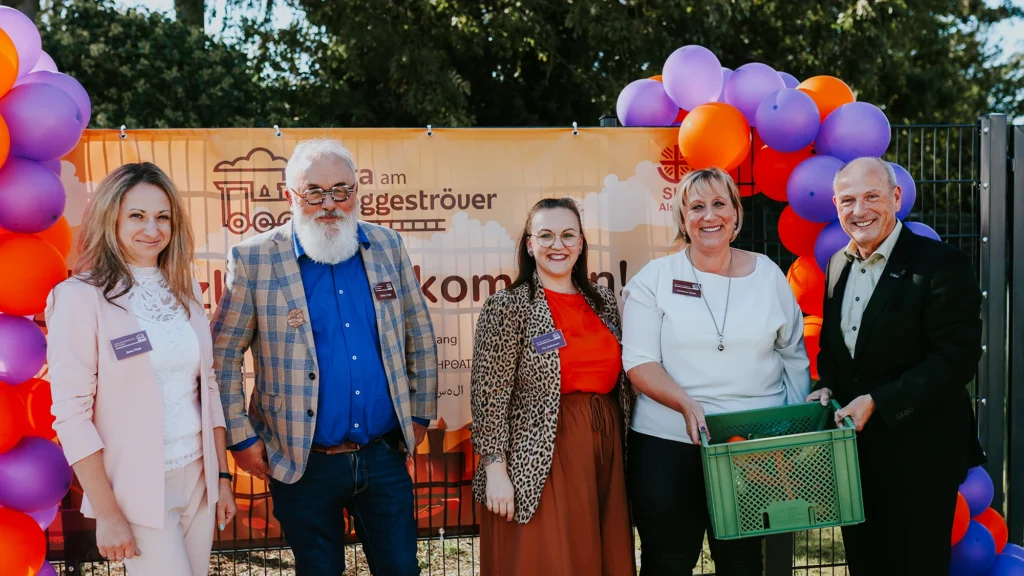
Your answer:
[687,247,732,351]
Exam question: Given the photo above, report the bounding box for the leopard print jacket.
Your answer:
[469,275,636,524]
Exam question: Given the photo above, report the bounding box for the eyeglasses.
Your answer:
[531,231,580,248]
[291,184,357,205]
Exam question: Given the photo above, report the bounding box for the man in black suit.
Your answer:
[805,157,985,575]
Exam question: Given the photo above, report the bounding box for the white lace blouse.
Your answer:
[127,266,204,471]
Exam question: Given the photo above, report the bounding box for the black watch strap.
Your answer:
[219,472,233,481]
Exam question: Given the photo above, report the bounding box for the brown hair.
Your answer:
[507,198,601,306]
[672,167,744,246]
[74,162,197,313]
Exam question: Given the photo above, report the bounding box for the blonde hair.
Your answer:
[74,162,197,313]
[672,167,744,246]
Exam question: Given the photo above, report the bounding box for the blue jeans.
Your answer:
[269,434,419,576]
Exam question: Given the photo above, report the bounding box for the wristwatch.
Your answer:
[219,472,233,481]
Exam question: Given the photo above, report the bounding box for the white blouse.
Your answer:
[621,250,811,444]
[127,266,204,471]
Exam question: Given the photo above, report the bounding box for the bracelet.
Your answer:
[219,472,233,482]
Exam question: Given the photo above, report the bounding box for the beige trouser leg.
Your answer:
[124,458,214,576]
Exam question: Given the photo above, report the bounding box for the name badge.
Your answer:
[373,281,397,300]
[111,330,153,360]
[531,330,567,354]
[672,280,702,298]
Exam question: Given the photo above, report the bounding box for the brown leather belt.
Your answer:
[310,441,361,455]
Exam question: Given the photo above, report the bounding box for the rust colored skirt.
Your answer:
[479,392,636,576]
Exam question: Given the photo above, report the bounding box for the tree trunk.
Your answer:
[1,0,39,21]
[174,0,204,28]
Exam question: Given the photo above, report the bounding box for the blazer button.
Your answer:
[852,375,860,383]
[307,409,315,417]
[309,372,316,380]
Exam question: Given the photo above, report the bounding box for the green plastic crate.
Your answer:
[699,400,865,540]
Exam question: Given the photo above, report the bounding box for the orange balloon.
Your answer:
[804,316,822,380]
[0,234,68,316]
[649,75,663,82]
[0,28,17,99]
[753,145,814,201]
[678,102,751,172]
[0,217,72,259]
[787,256,825,317]
[779,206,827,258]
[975,507,1008,553]
[14,378,56,440]
[0,508,45,576]
[797,76,855,122]
[0,113,9,171]
[0,383,27,452]
[952,493,970,545]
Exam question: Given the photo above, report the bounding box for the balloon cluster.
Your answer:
[0,7,88,576]
[950,466,1024,576]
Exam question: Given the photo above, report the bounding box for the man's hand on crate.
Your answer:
[805,387,833,406]
[834,394,876,431]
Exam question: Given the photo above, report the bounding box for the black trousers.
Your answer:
[627,429,763,576]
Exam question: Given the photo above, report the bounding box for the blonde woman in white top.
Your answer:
[46,163,236,575]
[621,167,810,576]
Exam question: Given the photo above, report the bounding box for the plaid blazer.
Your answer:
[211,221,438,483]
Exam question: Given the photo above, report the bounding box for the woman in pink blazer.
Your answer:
[45,162,236,576]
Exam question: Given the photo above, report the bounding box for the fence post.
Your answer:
[763,533,792,576]
[1008,124,1024,543]
[978,114,1009,512]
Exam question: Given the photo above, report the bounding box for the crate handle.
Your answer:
[829,399,856,429]
[700,429,709,446]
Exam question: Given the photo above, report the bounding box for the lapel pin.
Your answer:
[287,309,306,328]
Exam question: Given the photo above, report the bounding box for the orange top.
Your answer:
[545,289,622,395]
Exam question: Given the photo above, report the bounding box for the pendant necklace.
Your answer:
[688,247,732,351]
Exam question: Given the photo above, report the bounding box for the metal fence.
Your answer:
[44,116,1016,576]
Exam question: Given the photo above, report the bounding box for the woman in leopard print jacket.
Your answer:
[469,198,636,576]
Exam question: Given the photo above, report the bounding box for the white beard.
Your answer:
[292,207,360,265]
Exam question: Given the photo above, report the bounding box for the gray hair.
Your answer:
[833,157,898,192]
[285,138,357,190]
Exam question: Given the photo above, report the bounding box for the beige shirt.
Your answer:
[840,220,903,357]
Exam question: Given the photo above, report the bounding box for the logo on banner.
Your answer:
[658,145,692,184]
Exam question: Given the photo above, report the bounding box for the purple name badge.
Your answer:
[531,330,567,354]
[110,330,153,360]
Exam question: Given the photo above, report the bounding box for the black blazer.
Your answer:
[817,228,985,485]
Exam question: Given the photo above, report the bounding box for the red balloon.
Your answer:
[0,383,27,453]
[787,257,825,317]
[779,205,827,258]
[975,507,1008,553]
[952,492,970,545]
[804,316,822,380]
[0,234,68,316]
[730,130,763,196]
[0,216,72,260]
[14,379,55,440]
[753,145,814,201]
[0,507,45,575]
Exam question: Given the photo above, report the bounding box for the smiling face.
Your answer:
[833,158,902,258]
[682,181,738,253]
[116,182,172,267]
[526,207,582,283]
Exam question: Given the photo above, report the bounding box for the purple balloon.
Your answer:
[0,313,46,384]
[42,159,62,175]
[889,162,916,220]
[814,220,850,272]
[787,155,844,223]
[0,157,66,234]
[31,51,56,73]
[904,221,940,242]
[662,45,723,111]
[950,520,997,576]
[37,561,58,576]
[20,71,91,130]
[0,502,60,529]
[779,71,800,89]
[756,89,820,152]
[616,79,679,127]
[0,436,73,513]
[815,102,892,162]
[0,6,42,77]
[1004,544,1024,561]
[960,466,995,517]
[0,83,84,162]
[988,553,1024,576]
[717,67,734,101]
[723,62,786,126]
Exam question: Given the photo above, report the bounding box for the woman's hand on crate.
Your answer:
[805,387,833,406]
[676,390,709,444]
[834,394,876,431]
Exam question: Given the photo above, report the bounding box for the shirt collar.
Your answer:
[844,220,903,264]
[292,222,371,260]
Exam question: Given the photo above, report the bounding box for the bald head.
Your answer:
[834,157,897,193]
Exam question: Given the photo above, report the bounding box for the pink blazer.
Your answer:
[45,276,226,529]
